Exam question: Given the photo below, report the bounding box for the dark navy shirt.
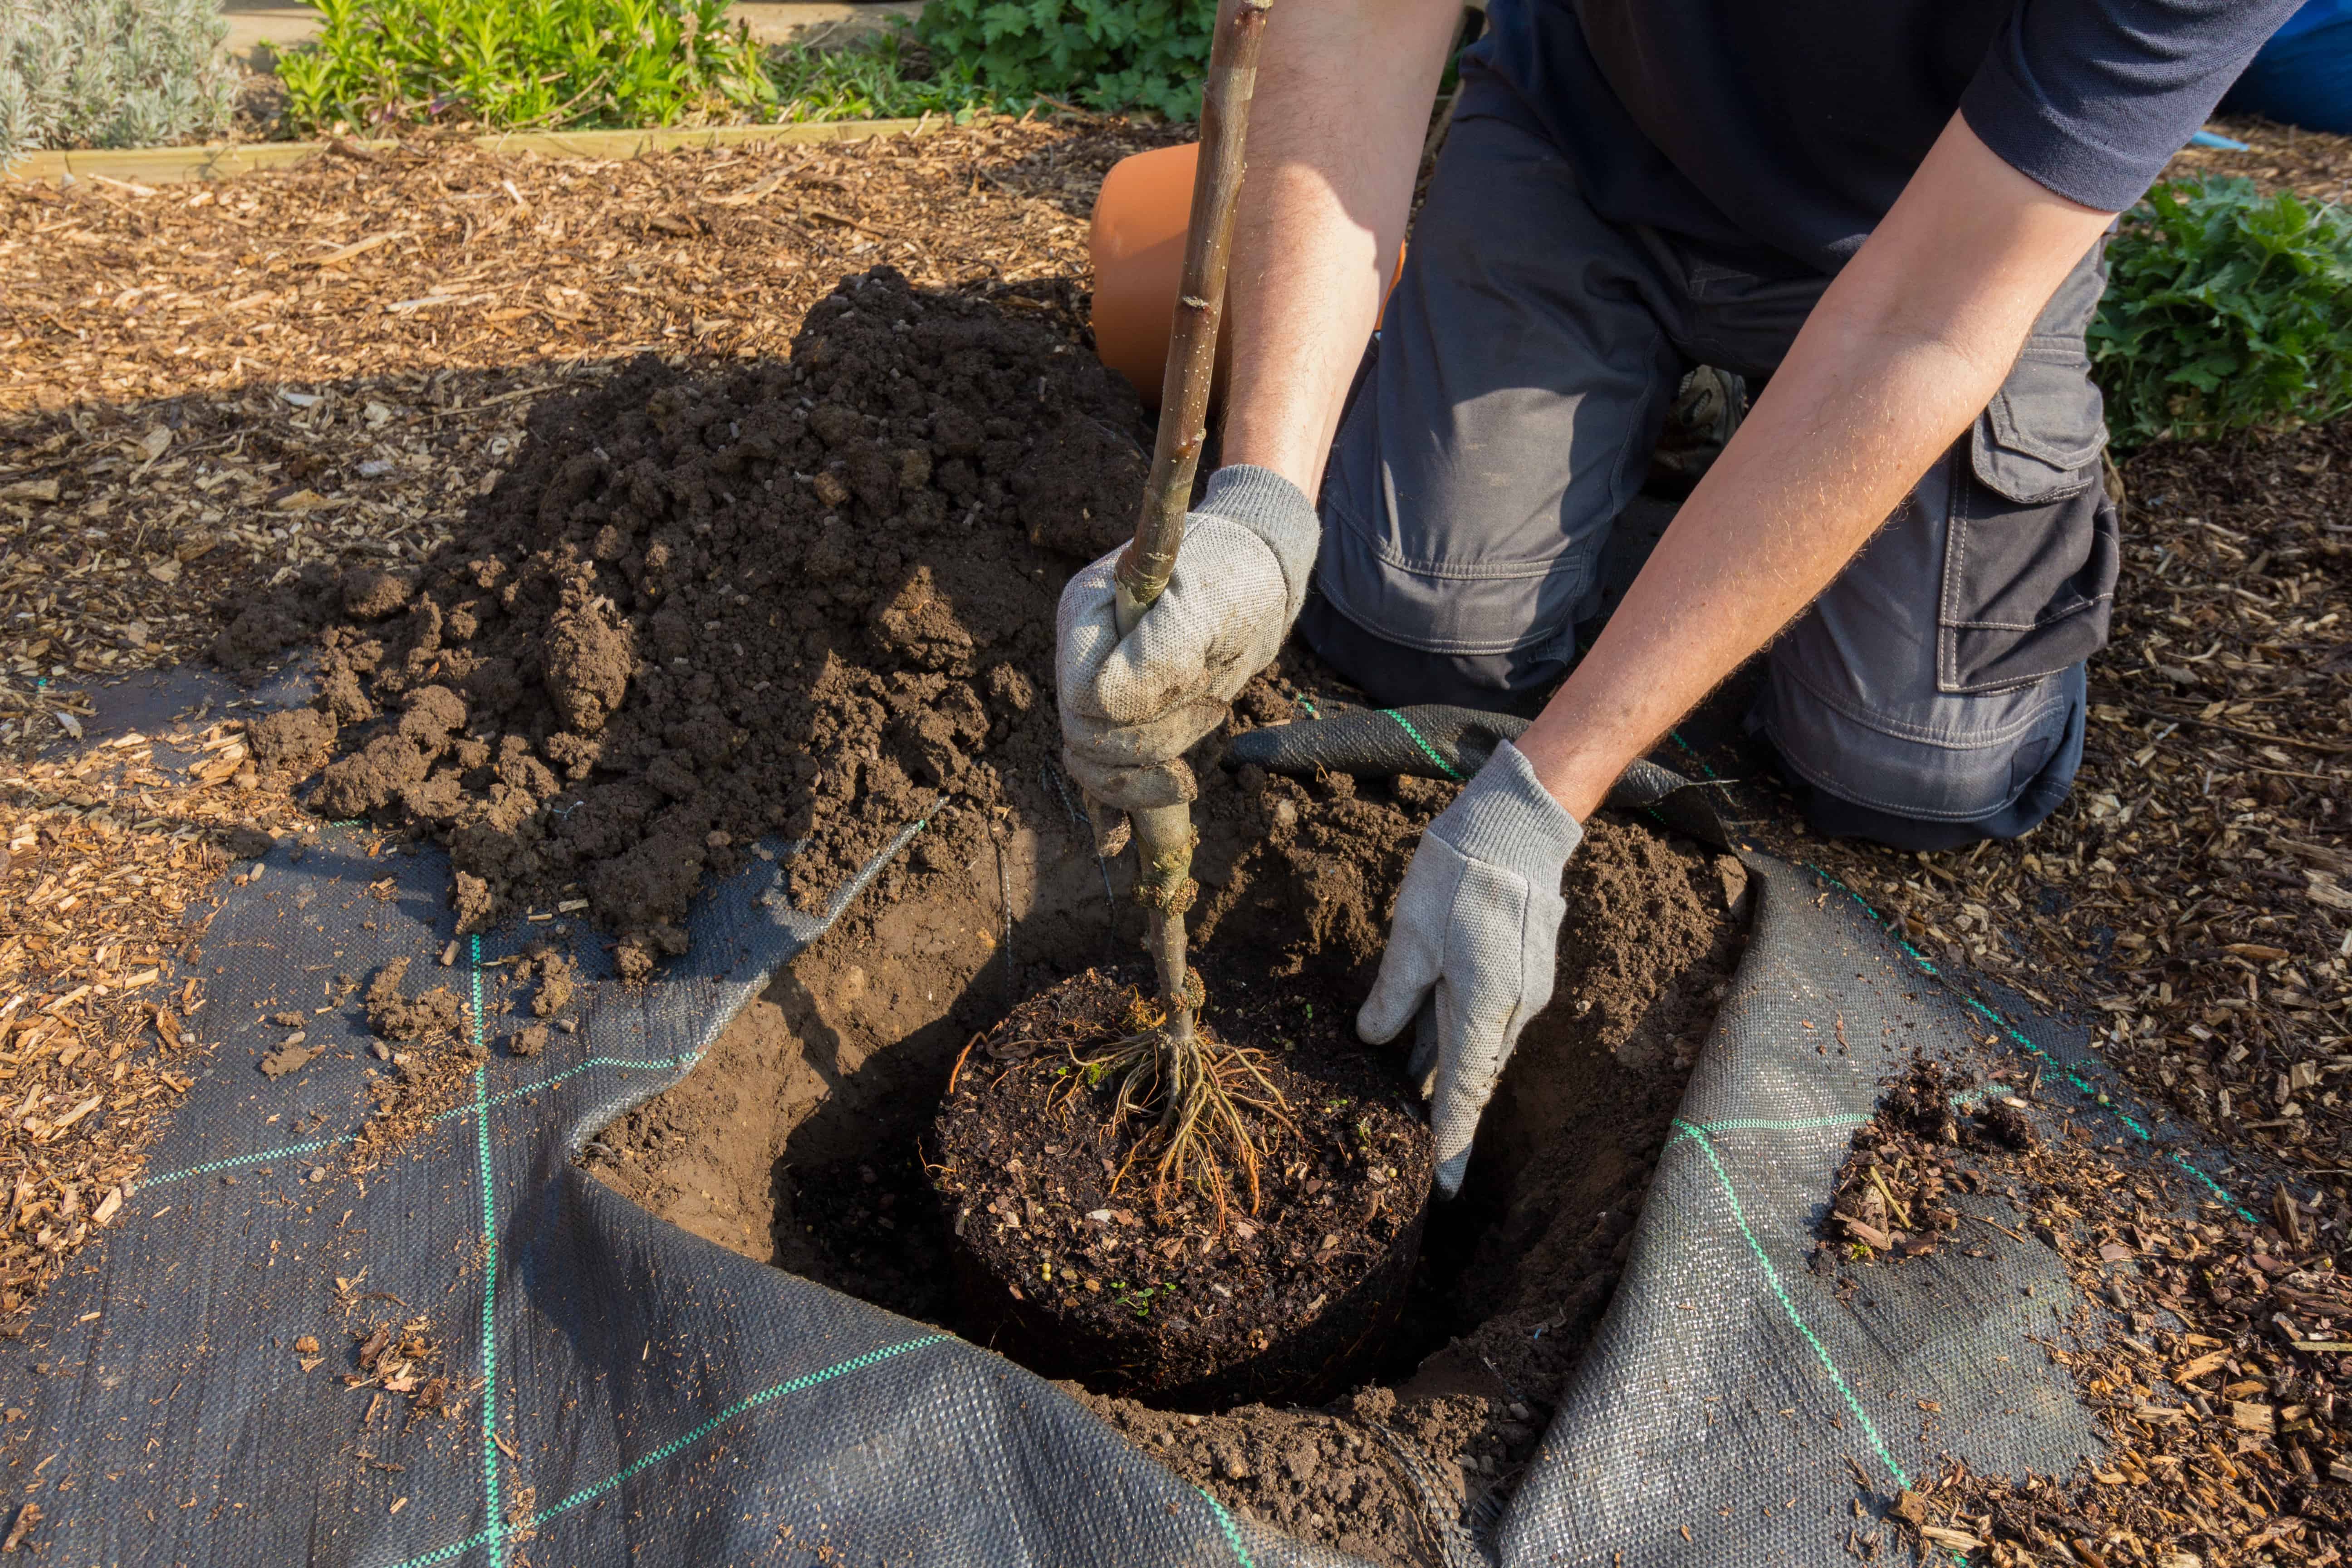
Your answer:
[1463,0,2303,275]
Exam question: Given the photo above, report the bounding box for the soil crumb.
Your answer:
[258,1035,317,1078]
[246,267,1149,975]
[245,707,336,780]
[350,958,477,1169]
[934,964,1435,1409]
[514,946,578,1018]
[363,957,464,1043]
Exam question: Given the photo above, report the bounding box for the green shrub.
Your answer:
[912,0,1215,120]
[275,0,776,134]
[0,0,240,162]
[766,31,993,123]
[2092,176,2352,449]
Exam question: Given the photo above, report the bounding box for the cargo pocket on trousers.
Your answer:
[1937,349,2120,694]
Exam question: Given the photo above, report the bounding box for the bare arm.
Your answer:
[1514,114,2118,819]
[1220,0,1463,494]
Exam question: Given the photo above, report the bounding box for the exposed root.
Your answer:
[1053,994,1292,1221]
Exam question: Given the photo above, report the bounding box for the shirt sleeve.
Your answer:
[1960,0,2307,213]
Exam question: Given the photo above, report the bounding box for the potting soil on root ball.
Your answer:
[933,964,1437,1411]
[226,267,1149,976]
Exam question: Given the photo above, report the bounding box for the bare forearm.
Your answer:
[1220,0,1460,495]
[1516,325,2016,816]
[1515,116,2115,820]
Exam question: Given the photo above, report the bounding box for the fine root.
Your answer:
[1057,995,1291,1221]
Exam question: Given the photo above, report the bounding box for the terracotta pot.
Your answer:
[1089,143,1402,411]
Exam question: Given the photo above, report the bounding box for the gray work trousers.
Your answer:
[1298,109,2120,850]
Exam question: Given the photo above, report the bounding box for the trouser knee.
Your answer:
[1757,662,2087,852]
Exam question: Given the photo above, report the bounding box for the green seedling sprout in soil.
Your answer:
[1064,0,1281,1226]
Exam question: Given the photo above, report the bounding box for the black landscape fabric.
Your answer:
[0,723,2261,1566]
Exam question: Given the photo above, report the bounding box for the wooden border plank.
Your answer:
[3,117,937,187]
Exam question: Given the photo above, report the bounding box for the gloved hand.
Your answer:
[1357,740,1583,1195]
[1057,465,1320,816]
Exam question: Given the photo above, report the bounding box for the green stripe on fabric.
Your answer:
[1199,1487,1258,1568]
[142,1135,347,1186]
[141,1054,697,1190]
[1801,862,2257,1224]
[1667,729,1721,781]
[1667,1119,1910,1490]
[370,1334,951,1568]
[470,934,506,1568]
[1378,710,1461,781]
[527,1335,950,1524]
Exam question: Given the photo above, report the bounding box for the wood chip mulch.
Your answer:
[1807,1048,2352,1568]
[0,720,309,1332]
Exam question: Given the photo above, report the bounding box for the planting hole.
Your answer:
[586,762,1744,1564]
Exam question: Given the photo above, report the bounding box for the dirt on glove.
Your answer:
[225,268,1150,975]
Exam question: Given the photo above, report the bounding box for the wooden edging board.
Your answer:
[3,116,939,186]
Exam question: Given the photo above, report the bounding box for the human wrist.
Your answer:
[1439,741,1584,872]
[1200,464,1321,613]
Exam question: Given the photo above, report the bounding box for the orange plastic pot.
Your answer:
[1090,143,1402,412]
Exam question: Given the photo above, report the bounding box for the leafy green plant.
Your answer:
[912,0,1214,120]
[765,30,993,124]
[0,0,240,162]
[274,0,775,134]
[2092,176,2352,449]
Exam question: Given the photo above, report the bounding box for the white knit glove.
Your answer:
[1358,741,1583,1196]
[1057,465,1320,813]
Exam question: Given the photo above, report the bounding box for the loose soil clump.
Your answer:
[349,956,478,1170]
[1817,1057,2037,1262]
[935,964,1435,1410]
[253,266,1150,976]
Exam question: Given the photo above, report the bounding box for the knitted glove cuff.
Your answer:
[1437,741,1584,874]
[1200,464,1320,615]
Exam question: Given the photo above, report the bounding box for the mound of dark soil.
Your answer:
[934,964,1435,1410]
[238,267,1150,975]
